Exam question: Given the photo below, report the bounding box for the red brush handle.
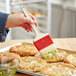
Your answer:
[34,35,53,51]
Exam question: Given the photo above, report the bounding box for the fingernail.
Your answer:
[30,29,32,32]
[27,30,29,32]
[30,28,33,32]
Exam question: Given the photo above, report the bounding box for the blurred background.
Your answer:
[0,0,76,40]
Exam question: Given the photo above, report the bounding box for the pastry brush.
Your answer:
[21,6,58,58]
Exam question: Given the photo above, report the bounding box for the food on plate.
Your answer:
[35,49,67,62]
[40,62,76,76]
[44,50,67,63]
[64,55,76,67]
[35,52,43,58]
[10,44,38,56]
[18,56,47,72]
[0,56,14,64]
[0,58,19,76]
[22,42,34,47]
[0,52,20,59]
[0,52,20,63]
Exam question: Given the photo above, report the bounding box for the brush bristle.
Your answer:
[33,35,58,59]
[39,44,58,58]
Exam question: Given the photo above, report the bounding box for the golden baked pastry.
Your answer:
[0,52,20,63]
[10,44,38,56]
[40,62,76,76]
[18,56,47,72]
[0,56,14,64]
[35,49,67,62]
[64,55,76,67]
[22,42,34,47]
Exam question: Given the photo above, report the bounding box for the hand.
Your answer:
[6,13,38,32]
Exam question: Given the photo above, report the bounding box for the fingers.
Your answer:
[21,23,33,32]
[25,13,38,27]
[21,13,38,32]
[29,13,35,20]
[26,23,32,32]
[29,13,38,27]
[28,24,33,32]
[25,25,29,32]
[24,17,35,24]
[35,20,38,27]
[24,24,30,32]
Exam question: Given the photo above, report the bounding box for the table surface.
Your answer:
[0,38,76,76]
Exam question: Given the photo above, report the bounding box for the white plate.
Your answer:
[17,69,46,76]
[0,43,21,52]
[0,42,46,76]
[0,43,76,76]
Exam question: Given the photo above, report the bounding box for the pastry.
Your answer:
[35,49,67,63]
[40,62,76,76]
[18,56,47,72]
[0,52,20,63]
[10,44,38,56]
[64,55,76,67]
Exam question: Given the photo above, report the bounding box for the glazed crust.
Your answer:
[40,62,76,76]
[18,56,47,72]
[10,44,38,56]
[64,55,76,67]
[35,49,67,63]
[0,52,20,63]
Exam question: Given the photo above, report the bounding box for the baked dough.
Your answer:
[64,55,76,67]
[40,62,76,76]
[0,52,20,63]
[35,49,67,62]
[18,56,47,72]
[10,44,38,56]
